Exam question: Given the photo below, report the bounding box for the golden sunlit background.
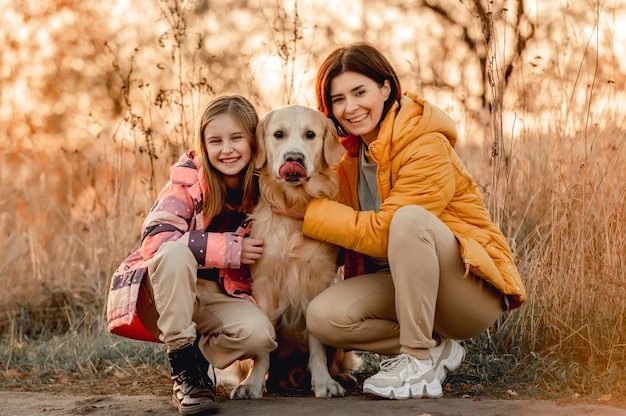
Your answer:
[1,0,625,400]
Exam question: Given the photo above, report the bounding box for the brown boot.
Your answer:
[168,343,217,415]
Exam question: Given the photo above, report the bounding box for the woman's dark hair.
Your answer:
[315,42,402,136]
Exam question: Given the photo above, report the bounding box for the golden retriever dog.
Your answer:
[229,105,358,399]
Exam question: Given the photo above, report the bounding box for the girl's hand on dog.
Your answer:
[241,238,264,264]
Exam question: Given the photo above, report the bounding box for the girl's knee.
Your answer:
[156,241,194,262]
[246,330,277,353]
[241,314,277,350]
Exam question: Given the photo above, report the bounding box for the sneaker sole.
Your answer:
[434,341,465,383]
[363,380,442,400]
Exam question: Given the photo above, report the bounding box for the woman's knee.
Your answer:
[390,205,432,237]
[306,295,334,343]
[388,206,436,257]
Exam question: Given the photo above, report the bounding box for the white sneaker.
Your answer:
[430,338,465,383]
[362,353,442,399]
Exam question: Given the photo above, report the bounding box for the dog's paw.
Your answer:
[312,378,346,398]
[230,382,265,400]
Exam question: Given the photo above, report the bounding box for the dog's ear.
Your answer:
[322,116,345,166]
[255,112,270,169]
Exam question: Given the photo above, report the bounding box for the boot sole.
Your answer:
[172,395,218,415]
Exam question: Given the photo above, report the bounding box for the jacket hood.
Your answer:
[383,92,457,156]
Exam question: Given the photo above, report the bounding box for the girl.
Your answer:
[276,43,526,400]
[107,94,277,414]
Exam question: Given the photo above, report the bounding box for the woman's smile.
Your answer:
[348,113,369,123]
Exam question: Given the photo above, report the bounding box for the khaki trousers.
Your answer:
[306,205,503,360]
[145,241,277,369]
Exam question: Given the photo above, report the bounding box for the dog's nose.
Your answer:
[284,152,305,166]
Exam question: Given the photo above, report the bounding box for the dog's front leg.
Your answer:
[307,334,346,398]
[230,353,270,399]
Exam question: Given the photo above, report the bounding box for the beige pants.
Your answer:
[145,241,277,369]
[306,205,503,360]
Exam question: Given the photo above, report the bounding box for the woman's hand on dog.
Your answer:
[241,238,264,264]
[271,204,306,220]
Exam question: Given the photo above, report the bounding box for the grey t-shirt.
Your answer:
[358,143,380,212]
[358,143,389,270]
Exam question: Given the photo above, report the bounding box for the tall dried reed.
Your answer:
[464,2,626,396]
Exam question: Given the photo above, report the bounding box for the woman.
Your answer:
[278,43,526,400]
[107,94,277,414]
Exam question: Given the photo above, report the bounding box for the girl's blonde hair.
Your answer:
[195,94,259,218]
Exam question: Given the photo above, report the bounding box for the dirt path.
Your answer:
[1,391,625,416]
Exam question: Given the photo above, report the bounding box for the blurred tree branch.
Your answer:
[422,0,535,109]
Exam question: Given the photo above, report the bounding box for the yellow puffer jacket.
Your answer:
[303,92,526,309]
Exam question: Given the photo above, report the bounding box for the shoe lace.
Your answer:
[173,369,198,394]
[379,354,412,372]
[201,363,217,394]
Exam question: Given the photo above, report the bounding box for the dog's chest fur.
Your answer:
[248,179,338,338]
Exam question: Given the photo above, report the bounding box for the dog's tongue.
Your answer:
[278,161,307,181]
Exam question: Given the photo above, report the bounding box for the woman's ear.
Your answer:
[323,116,345,166]
[382,79,391,99]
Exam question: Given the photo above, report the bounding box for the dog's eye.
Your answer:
[305,130,316,140]
[273,130,284,139]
